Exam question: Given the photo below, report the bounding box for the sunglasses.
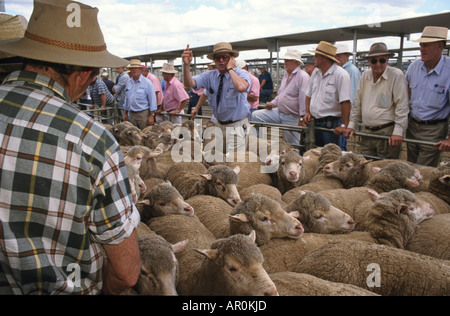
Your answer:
[370,58,387,65]
[214,55,231,61]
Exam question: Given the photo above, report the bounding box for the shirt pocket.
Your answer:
[427,82,447,110]
[377,92,391,108]
[136,87,147,101]
[324,85,336,103]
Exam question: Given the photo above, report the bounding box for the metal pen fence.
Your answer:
[77,102,449,164]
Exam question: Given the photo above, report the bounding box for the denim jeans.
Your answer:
[314,118,346,150]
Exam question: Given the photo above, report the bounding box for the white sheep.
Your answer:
[176,231,279,296]
[137,181,194,222]
[285,190,355,234]
[270,272,378,296]
[165,162,241,207]
[229,194,304,246]
[121,223,188,296]
[274,151,311,194]
[295,239,450,296]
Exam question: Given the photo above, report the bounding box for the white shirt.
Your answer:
[306,63,351,118]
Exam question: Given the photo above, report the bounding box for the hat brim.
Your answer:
[0,37,129,68]
[281,57,304,66]
[308,49,339,63]
[366,52,395,58]
[412,38,449,43]
[207,49,240,60]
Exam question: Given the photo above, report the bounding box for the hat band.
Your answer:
[25,31,107,52]
[421,35,447,40]
[316,48,336,59]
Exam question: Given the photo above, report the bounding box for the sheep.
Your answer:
[124,146,151,202]
[137,181,194,222]
[274,151,311,194]
[283,144,344,199]
[363,189,434,249]
[428,163,450,205]
[121,223,189,296]
[240,184,286,208]
[140,130,160,149]
[185,195,233,239]
[109,121,134,142]
[406,214,450,260]
[285,190,355,234]
[365,161,423,193]
[139,147,173,180]
[259,232,376,274]
[229,194,304,246]
[270,272,378,296]
[119,126,143,146]
[295,239,450,296]
[165,162,241,207]
[176,231,279,296]
[155,132,176,152]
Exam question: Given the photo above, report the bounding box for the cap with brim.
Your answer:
[366,42,395,58]
[308,41,339,63]
[207,42,239,60]
[0,0,129,68]
[412,26,449,43]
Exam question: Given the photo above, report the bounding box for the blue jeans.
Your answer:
[314,118,346,150]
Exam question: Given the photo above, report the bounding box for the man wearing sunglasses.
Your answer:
[347,42,409,159]
[183,42,251,153]
[406,26,450,167]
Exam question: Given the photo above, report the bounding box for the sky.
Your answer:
[2,0,449,66]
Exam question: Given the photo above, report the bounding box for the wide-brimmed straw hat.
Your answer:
[161,63,178,74]
[282,49,304,65]
[0,0,129,68]
[335,43,352,55]
[128,59,143,69]
[309,41,339,63]
[412,26,449,43]
[0,13,28,59]
[207,42,240,60]
[366,42,395,58]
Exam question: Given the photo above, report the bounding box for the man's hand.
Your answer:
[182,44,193,65]
[227,56,237,69]
[434,138,450,152]
[389,135,403,147]
[265,103,275,110]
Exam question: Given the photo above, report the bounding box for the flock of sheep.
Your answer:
[107,119,450,296]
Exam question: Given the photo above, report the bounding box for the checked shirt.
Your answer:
[0,71,139,295]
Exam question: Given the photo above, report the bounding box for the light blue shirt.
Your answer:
[124,74,157,112]
[342,61,361,104]
[194,69,251,122]
[114,72,130,105]
[406,56,450,121]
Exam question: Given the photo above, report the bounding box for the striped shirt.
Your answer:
[89,78,115,107]
[0,71,139,295]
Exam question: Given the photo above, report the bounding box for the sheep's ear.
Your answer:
[233,166,240,175]
[194,248,218,260]
[439,175,450,184]
[229,213,250,223]
[311,149,321,156]
[165,180,172,186]
[248,230,256,243]
[360,160,372,166]
[372,167,382,174]
[297,190,306,197]
[201,174,213,180]
[136,199,152,206]
[172,239,189,254]
[367,189,380,202]
[303,155,311,161]
[405,179,420,188]
[288,211,300,218]
[397,204,409,215]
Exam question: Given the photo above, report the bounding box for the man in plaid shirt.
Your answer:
[0,0,141,295]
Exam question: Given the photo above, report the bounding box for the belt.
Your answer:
[411,117,448,125]
[314,116,340,123]
[364,122,395,132]
[218,120,236,125]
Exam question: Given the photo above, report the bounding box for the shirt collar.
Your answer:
[4,70,71,102]
[422,55,445,75]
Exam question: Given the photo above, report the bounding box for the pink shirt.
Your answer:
[163,76,189,111]
[272,68,310,116]
[146,73,163,106]
[248,71,260,109]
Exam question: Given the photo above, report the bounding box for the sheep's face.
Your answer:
[400,200,434,225]
[196,233,278,296]
[214,179,241,207]
[154,194,194,217]
[279,153,304,183]
[136,239,188,296]
[292,205,355,234]
[323,154,370,182]
[126,129,143,145]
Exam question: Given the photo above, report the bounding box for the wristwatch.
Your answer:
[299,117,304,122]
[227,68,234,73]
[340,124,347,128]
